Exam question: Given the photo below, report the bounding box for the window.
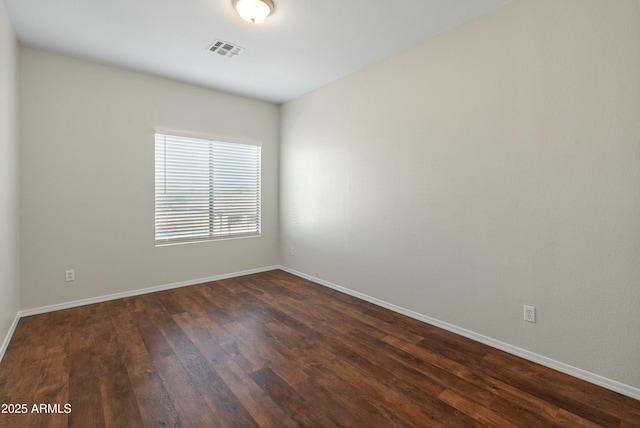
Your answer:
[155,133,261,245]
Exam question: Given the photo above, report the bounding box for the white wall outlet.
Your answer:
[65,269,75,282]
[290,246,295,256]
[524,305,536,323]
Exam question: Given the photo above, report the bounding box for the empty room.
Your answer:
[1,0,639,426]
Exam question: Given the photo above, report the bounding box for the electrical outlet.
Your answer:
[290,246,295,256]
[523,305,536,323]
[65,269,75,282]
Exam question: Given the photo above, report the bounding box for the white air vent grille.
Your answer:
[208,40,244,58]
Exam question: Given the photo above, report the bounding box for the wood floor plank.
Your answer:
[481,352,631,426]
[181,318,297,427]
[172,313,261,428]
[247,273,426,344]
[30,347,69,428]
[91,311,144,428]
[251,309,473,426]
[439,389,520,428]
[133,297,227,428]
[1,269,638,427]
[67,306,106,428]
[237,280,474,425]
[248,367,336,428]
[268,366,372,427]
[152,354,222,428]
[108,303,182,428]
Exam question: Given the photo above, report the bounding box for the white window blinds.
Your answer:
[155,133,261,245]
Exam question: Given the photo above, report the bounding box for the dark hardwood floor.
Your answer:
[0,269,638,427]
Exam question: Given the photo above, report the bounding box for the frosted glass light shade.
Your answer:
[234,0,274,24]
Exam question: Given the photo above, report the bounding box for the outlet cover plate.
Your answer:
[524,305,536,323]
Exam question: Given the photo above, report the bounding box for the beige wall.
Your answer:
[0,0,19,349]
[280,0,640,389]
[19,48,280,309]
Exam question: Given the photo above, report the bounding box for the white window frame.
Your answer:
[154,132,261,246]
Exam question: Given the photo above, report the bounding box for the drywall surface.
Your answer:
[0,0,20,349]
[280,0,640,388]
[19,48,280,309]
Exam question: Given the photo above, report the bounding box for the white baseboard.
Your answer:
[0,312,20,363]
[278,266,640,401]
[19,265,280,317]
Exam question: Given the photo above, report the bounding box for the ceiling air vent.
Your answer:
[208,40,244,58]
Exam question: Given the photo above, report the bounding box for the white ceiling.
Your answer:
[4,0,512,104]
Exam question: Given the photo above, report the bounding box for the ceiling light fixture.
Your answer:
[233,0,274,24]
